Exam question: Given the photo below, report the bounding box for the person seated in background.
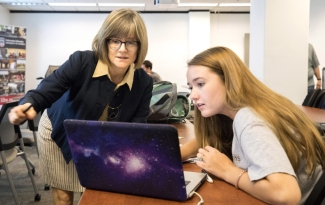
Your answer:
[141,60,162,83]
[308,43,321,93]
[8,8,152,205]
[181,46,325,205]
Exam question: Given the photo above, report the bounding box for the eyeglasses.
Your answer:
[108,39,139,52]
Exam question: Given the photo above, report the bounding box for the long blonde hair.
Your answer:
[189,46,325,176]
[92,9,148,68]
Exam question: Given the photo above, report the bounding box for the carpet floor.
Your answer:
[0,145,81,205]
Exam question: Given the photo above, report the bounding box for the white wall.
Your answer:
[9,12,250,93]
[250,0,309,104]
[10,13,106,91]
[210,13,250,60]
[188,11,210,59]
[0,6,10,25]
[249,0,265,80]
[310,0,325,80]
[142,13,189,92]
[8,4,324,102]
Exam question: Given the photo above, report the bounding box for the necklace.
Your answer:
[107,104,122,120]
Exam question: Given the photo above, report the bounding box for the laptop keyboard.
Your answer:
[185,180,191,186]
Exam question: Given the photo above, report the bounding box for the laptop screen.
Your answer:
[64,120,188,201]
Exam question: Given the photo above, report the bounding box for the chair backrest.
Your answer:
[302,88,321,106]
[305,170,325,205]
[44,65,60,78]
[0,101,20,151]
[313,89,325,109]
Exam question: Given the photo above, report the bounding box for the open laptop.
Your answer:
[63,119,206,201]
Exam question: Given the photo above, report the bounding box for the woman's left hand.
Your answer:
[196,146,236,180]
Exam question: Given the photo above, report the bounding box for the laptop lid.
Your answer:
[63,120,206,201]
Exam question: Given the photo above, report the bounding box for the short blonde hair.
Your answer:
[189,46,325,176]
[92,9,148,68]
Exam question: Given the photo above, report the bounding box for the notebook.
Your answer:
[63,119,207,201]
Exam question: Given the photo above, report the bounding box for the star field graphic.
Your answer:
[64,120,188,201]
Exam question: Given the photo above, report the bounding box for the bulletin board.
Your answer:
[0,24,26,106]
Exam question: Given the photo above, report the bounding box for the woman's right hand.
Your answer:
[8,103,37,125]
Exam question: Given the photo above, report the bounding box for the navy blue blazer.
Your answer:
[20,51,153,162]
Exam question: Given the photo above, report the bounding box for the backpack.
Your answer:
[148,81,190,123]
[168,92,191,123]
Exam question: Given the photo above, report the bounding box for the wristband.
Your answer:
[235,170,247,189]
[317,78,321,80]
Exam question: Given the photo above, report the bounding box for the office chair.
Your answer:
[36,65,60,80]
[304,170,325,205]
[0,101,41,204]
[313,89,325,109]
[302,88,321,107]
[304,135,325,205]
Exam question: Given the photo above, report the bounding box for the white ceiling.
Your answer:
[0,0,250,12]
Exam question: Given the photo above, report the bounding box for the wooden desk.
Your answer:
[297,105,325,123]
[78,120,267,205]
[174,120,195,145]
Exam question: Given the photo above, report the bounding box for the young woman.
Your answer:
[181,46,325,204]
[9,9,152,205]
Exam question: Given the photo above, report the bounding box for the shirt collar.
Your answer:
[92,60,135,90]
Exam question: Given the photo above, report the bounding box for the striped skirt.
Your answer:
[38,110,85,192]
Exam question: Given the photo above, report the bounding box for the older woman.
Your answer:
[9,9,152,205]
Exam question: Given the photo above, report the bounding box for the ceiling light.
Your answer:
[8,2,47,6]
[97,3,145,7]
[48,3,97,7]
[178,3,218,7]
[219,3,251,7]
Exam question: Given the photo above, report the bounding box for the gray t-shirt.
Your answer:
[232,107,322,204]
[308,44,320,87]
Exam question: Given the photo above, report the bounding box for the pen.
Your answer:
[23,104,33,113]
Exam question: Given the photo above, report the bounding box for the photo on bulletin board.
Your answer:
[0,24,26,105]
